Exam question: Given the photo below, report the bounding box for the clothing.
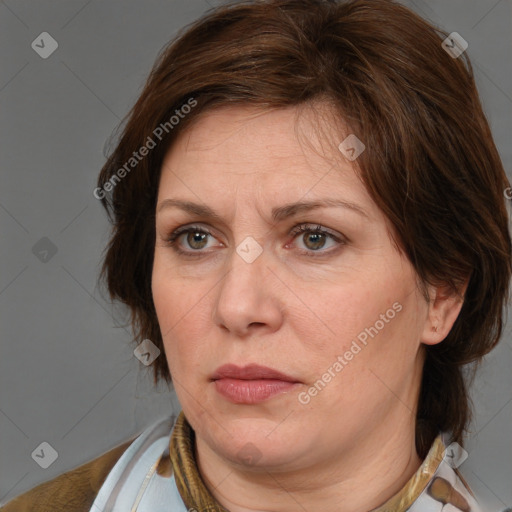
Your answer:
[0,412,508,511]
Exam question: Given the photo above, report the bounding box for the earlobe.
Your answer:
[421,279,468,346]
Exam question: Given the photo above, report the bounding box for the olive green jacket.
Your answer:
[0,436,136,511]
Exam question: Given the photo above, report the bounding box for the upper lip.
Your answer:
[211,364,300,382]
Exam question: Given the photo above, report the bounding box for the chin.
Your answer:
[203,415,312,469]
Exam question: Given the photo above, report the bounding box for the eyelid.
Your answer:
[289,223,344,241]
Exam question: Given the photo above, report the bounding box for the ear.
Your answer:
[421,279,469,345]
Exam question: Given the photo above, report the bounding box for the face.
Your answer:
[152,104,430,472]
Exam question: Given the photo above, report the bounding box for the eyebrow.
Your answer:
[157,198,369,222]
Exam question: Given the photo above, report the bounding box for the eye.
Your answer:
[164,223,345,258]
[288,223,345,256]
[165,224,221,256]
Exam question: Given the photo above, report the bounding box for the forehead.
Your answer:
[157,104,376,217]
[166,103,343,160]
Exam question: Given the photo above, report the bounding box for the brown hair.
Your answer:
[97,0,512,458]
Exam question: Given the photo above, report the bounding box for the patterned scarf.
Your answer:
[170,411,229,511]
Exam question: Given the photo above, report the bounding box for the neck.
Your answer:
[194,409,423,512]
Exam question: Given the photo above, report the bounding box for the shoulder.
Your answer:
[0,414,179,512]
[0,435,137,512]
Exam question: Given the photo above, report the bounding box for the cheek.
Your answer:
[309,283,396,346]
[306,252,414,346]
[151,254,210,366]
[302,292,422,422]
[310,273,421,374]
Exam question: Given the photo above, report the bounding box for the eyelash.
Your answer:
[164,223,345,259]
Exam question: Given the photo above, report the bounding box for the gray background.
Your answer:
[0,0,511,508]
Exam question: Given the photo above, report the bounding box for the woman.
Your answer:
[2,0,510,510]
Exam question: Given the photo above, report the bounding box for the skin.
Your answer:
[152,104,465,512]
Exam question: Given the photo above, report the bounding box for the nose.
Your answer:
[212,243,284,337]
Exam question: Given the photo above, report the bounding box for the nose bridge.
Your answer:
[212,237,282,334]
[220,238,267,309]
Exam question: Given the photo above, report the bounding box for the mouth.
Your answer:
[211,364,302,404]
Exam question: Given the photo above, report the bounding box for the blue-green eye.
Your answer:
[288,223,345,256]
[165,224,216,256]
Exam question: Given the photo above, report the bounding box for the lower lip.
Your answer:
[214,378,299,404]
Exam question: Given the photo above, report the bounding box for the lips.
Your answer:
[211,364,301,404]
[211,363,299,382]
